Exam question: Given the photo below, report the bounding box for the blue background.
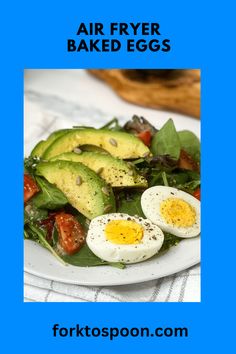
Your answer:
[1,0,235,352]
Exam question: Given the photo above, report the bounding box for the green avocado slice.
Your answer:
[50,152,148,188]
[36,160,116,219]
[31,129,70,157]
[42,129,150,159]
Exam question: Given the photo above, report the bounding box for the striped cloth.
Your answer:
[24,69,200,302]
[24,265,200,302]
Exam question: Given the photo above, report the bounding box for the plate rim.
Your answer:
[24,259,200,286]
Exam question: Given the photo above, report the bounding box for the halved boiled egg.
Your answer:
[86,213,164,264]
[141,186,200,238]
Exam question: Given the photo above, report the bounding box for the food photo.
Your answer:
[24,69,201,302]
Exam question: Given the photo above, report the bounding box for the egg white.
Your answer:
[141,186,200,238]
[86,213,164,264]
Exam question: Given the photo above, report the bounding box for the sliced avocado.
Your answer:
[50,152,148,188]
[31,129,70,157]
[42,129,150,159]
[36,160,116,219]
[80,144,109,154]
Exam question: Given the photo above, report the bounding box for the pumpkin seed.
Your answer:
[74,147,82,154]
[104,204,113,213]
[127,162,133,169]
[128,170,134,176]
[109,138,118,147]
[102,186,110,196]
[142,152,150,158]
[76,176,83,185]
[97,167,104,175]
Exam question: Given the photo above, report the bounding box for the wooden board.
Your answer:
[89,69,200,118]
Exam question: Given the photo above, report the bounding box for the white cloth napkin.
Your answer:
[24,72,200,302]
[24,265,200,302]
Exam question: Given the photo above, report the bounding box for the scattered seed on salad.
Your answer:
[142,152,150,158]
[104,204,113,213]
[109,138,118,147]
[128,170,134,176]
[97,167,104,174]
[102,186,110,196]
[127,162,133,169]
[76,176,83,185]
[25,205,32,213]
[74,147,82,154]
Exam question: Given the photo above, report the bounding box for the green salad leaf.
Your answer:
[62,244,125,269]
[160,233,182,253]
[24,156,40,174]
[24,203,48,224]
[100,118,123,131]
[26,223,66,265]
[178,130,200,162]
[151,119,181,160]
[31,176,68,210]
[117,191,145,218]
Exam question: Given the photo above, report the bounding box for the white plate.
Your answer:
[25,237,200,286]
[24,69,200,286]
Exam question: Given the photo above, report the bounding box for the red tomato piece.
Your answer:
[55,213,85,255]
[137,130,152,146]
[24,174,39,203]
[193,188,200,200]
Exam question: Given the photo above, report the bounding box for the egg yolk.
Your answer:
[105,220,143,244]
[160,198,196,227]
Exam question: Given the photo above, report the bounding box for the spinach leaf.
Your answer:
[151,119,181,160]
[175,179,200,193]
[117,191,145,218]
[160,232,182,253]
[24,203,48,224]
[27,223,66,265]
[186,170,200,180]
[166,172,190,187]
[100,118,123,131]
[32,176,68,210]
[178,130,200,162]
[24,156,40,174]
[52,225,59,247]
[148,170,163,187]
[62,244,125,269]
[24,225,39,240]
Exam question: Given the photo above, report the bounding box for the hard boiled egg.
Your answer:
[86,213,164,264]
[141,186,200,238]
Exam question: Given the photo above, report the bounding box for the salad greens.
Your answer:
[178,130,200,162]
[32,176,68,210]
[25,223,66,265]
[150,118,200,163]
[116,190,146,218]
[151,119,181,160]
[62,245,125,269]
[24,115,200,269]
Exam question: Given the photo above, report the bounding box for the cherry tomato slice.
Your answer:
[193,188,200,200]
[55,213,85,255]
[24,174,39,203]
[137,130,152,146]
